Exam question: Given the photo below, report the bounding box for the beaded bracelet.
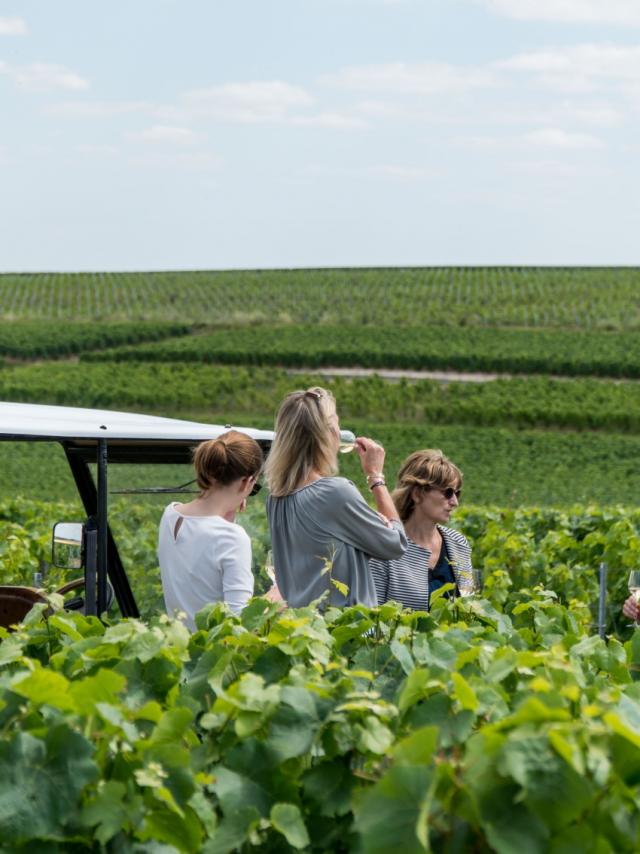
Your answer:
[365,472,384,484]
[369,478,386,491]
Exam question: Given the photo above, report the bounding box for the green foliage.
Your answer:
[1,266,639,849]
[82,323,640,378]
[1,499,638,636]
[0,589,639,851]
[6,360,640,432]
[1,267,639,329]
[4,360,640,504]
[0,321,192,359]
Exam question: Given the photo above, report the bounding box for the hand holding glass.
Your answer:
[265,550,276,583]
[457,569,483,598]
[627,570,640,626]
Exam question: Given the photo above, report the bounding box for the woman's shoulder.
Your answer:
[213,517,250,540]
[269,476,358,502]
[313,476,363,505]
[439,525,471,549]
[159,502,178,525]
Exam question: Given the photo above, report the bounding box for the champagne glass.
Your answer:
[339,442,355,454]
[627,570,640,627]
[265,550,276,584]
[457,571,475,598]
[472,568,484,595]
[457,568,483,598]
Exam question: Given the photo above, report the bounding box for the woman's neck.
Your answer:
[177,487,238,518]
[297,468,324,488]
[404,516,440,549]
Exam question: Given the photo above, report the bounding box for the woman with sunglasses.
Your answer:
[265,387,407,608]
[158,430,264,629]
[369,449,473,611]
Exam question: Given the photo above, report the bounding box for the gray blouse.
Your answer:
[266,477,407,608]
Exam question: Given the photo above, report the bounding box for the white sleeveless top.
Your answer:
[158,502,253,630]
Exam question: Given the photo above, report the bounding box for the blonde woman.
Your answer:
[265,387,407,608]
[369,449,473,611]
[158,430,264,629]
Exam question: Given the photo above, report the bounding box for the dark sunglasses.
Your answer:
[430,485,462,501]
[249,479,263,497]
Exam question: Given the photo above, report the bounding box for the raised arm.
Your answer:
[322,478,407,561]
[354,436,399,522]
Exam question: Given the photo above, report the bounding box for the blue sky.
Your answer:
[1,0,639,270]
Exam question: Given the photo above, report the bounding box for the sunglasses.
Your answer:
[431,486,462,501]
[249,479,263,497]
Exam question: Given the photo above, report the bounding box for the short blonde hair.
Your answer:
[392,449,463,522]
[265,386,338,496]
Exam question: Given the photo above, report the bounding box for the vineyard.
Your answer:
[0,322,191,359]
[1,499,640,851]
[1,267,640,851]
[79,323,640,378]
[3,363,640,432]
[1,267,640,328]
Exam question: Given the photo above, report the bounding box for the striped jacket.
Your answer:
[369,525,473,611]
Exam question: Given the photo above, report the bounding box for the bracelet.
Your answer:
[366,472,384,484]
[369,478,386,491]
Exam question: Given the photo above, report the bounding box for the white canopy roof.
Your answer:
[0,401,275,443]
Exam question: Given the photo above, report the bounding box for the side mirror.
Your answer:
[52,522,84,570]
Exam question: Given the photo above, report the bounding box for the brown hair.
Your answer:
[193,430,263,493]
[264,386,338,496]
[392,449,463,522]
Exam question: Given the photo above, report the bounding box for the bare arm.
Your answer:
[354,436,399,521]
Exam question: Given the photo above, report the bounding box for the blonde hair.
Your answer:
[392,449,463,522]
[265,387,339,496]
[193,430,263,493]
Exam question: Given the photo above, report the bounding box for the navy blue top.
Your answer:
[428,538,455,598]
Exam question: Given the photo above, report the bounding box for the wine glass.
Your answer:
[265,550,276,584]
[457,568,483,598]
[627,570,640,627]
[339,442,355,454]
[457,571,475,598]
[472,568,484,595]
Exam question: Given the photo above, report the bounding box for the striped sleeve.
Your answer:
[369,557,389,605]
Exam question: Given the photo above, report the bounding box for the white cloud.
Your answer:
[47,100,150,118]
[523,127,604,149]
[480,0,640,26]
[182,80,313,123]
[127,150,223,171]
[0,16,27,35]
[455,127,605,150]
[290,112,369,129]
[303,162,439,181]
[322,61,495,94]
[496,44,640,93]
[563,104,624,127]
[370,164,438,180]
[76,144,119,156]
[508,158,612,180]
[127,125,198,144]
[0,61,89,91]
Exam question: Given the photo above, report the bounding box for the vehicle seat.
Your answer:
[0,586,48,630]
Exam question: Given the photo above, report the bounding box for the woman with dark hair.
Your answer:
[158,430,264,629]
[265,386,407,608]
[369,449,473,611]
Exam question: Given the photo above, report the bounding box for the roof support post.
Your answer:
[63,444,139,618]
[97,438,108,615]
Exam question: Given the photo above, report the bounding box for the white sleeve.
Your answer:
[219,526,254,614]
